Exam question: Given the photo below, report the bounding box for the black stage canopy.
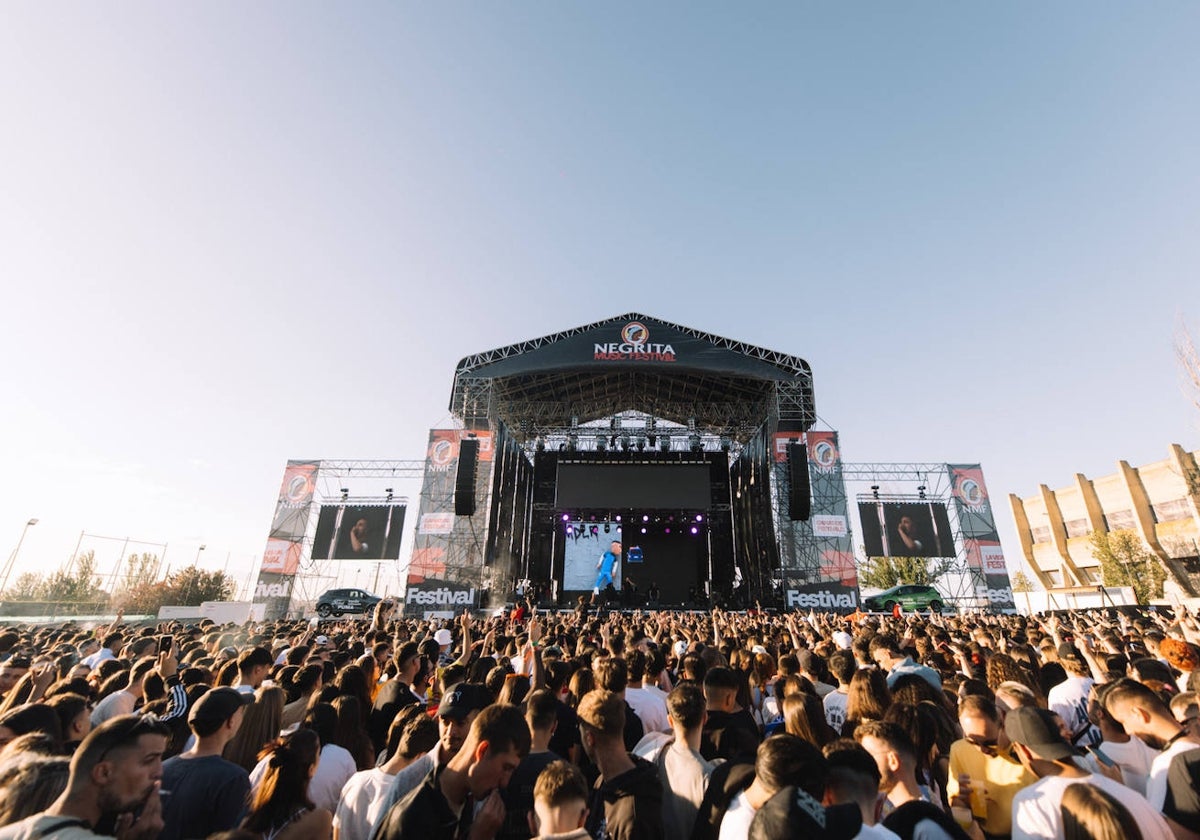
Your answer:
[450,313,815,439]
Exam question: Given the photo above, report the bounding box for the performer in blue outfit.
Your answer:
[592,540,621,603]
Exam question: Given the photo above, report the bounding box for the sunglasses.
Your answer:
[964,735,999,754]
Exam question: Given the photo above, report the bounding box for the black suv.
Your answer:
[316,588,381,617]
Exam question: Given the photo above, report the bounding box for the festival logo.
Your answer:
[807,432,841,473]
[277,461,318,509]
[429,439,455,468]
[950,466,990,513]
[594,322,677,362]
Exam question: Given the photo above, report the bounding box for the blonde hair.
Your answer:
[1061,782,1144,840]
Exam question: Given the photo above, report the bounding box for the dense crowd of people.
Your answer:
[0,598,1198,840]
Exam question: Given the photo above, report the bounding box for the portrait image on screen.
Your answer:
[882,503,956,558]
[562,521,622,592]
[312,504,406,560]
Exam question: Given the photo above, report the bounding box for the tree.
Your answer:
[1090,530,1167,605]
[1010,570,1035,593]
[118,553,159,593]
[857,555,950,590]
[3,571,45,601]
[37,551,108,605]
[118,565,236,614]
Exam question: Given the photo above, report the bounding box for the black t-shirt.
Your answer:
[700,708,761,764]
[370,680,419,753]
[160,753,251,840]
[498,750,561,840]
[548,699,581,762]
[1164,747,1200,832]
[374,764,468,840]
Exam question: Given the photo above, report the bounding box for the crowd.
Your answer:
[0,598,1198,840]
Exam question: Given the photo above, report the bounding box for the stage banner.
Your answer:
[772,431,859,602]
[947,464,1015,609]
[405,430,496,613]
[253,571,295,619]
[255,460,321,619]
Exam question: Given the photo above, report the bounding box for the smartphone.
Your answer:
[1088,745,1116,768]
[158,635,173,654]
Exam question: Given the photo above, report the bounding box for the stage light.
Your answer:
[695,514,703,522]
[871,485,880,499]
[340,488,349,500]
[615,514,622,522]
[642,515,649,522]
[664,527,671,534]
[604,523,610,533]
[562,513,570,521]
[690,526,698,535]
[918,485,927,500]
[641,527,647,534]
[385,487,394,502]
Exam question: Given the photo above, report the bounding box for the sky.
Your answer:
[1,3,1198,598]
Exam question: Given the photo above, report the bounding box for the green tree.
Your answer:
[40,551,108,605]
[857,555,950,590]
[3,571,45,601]
[118,553,159,593]
[1090,530,1167,605]
[120,565,237,614]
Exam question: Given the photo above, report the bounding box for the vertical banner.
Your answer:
[255,460,319,619]
[405,430,494,615]
[947,464,1015,609]
[773,432,859,610]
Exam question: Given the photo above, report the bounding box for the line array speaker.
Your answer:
[787,441,811,521]
[455,439,480,516]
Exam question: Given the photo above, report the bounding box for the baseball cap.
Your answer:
[750,786,861,840]
[434,628,453,647]
[189,687,254,726]
[437,683,491,720]
[1005,705,1076,761]
[314,635,330,647]
[673,640,688,658]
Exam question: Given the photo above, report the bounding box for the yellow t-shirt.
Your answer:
[946,739,1037,837]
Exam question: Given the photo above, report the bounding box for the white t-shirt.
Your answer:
[90,689,136,726]
[1011,773,1173,840]
[250,742,357,814]
[1094,736,1159,796]
[626,686,671,733]
[1147,738,1200,811]
[718,790,757,840]
[825,689,849,732]
[334,767,397,840]
[1047,676,1099,745]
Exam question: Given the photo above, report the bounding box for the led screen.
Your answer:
[562,521,623,592]
[858,501,955,558]
[311,504,406,560]
[555,463,710,509]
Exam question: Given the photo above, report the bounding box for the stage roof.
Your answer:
[450,314,815,440]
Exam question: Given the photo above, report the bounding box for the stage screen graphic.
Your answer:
[562,521,623,592]
[858,502,955,558]
[555,463,710,509]
[311,504,406,560]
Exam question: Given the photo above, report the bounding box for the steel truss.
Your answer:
[840,462,990,609]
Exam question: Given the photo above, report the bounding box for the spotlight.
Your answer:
[664,527,671,534]
[917,485,927,500]
[871,485,880,499]
[562,513,570,521]
[695,514,703,522]
[615,514,622,522]
[340,488,349,500]
[690,526,698,535]
[385,487,394,502]
[641,527,647,534]
[604,523,610,533]
[642,515,649,522]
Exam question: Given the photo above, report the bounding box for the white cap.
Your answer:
[434,628,453,646]
[314,635,330,646]
[751,645,768,655]
[673,640,688,658]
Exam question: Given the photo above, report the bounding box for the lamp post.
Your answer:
[1,518,39,596]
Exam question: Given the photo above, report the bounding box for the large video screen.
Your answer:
[562,520,623,592]
[555,463,710,509]
[311,504,406,560]
[858,501,955,558]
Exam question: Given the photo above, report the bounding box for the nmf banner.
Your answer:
[772,431,859,595]
[407,430,495,600]
[255,460,320,619]
[947,464,1015,609]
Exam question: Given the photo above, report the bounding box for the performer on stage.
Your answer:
[591,540,621,603]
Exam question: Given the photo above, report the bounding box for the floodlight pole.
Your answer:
[0,518,39,595]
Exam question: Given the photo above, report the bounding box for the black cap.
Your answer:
[188,687,253,727]
[437,683,491,720]
[1005,705,1075,761]
[749,787,862,840]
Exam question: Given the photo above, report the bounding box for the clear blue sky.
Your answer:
[1,4,1198,592]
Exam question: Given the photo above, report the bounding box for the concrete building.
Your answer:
[1009,444,1200,600]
